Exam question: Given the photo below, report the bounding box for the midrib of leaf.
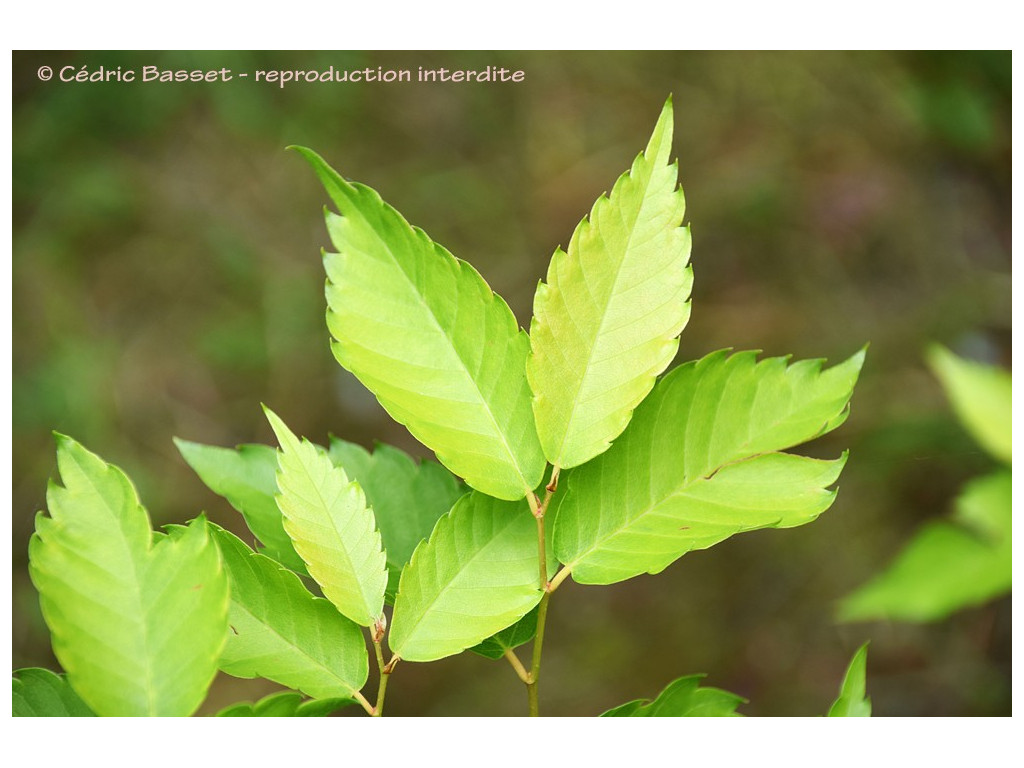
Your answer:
[230,595,359,696]
[547,158,666,467]
[396,515,533,654]
[76,466,159,715]
[342,201,532,496]
[283,452,374,619]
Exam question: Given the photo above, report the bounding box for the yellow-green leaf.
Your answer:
[266,408,387,627]
[212,525,368,700]
[295,147,545,500]
[28,436,228,716]
[529,97,693,470]
[390,492,548,662]
[554,349,863,585]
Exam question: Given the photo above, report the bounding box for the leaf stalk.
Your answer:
[503,648,532,685]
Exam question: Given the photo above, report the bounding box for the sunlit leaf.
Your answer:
[528,97,692,470]
[266,408,387,627]
[212,525,368,700]
[12,668,96,717]
[390,492,549,662]
[328,437,465,601]
[554,348,863,585]
[828,642,871,717]
[29,435,228,716]
[295,146,545,500]
[601,674,745,716]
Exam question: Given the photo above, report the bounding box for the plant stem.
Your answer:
[374,672,390,717]
[527,465,561,590]
[370,618,397,717]
[372,636,387,716]
[534,512,548,588]
[526,590,551,717]
[522,465,562,716]
[503,648,532,684]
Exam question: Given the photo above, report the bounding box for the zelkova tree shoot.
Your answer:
[17,99,871,718]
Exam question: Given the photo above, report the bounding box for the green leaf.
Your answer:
[601,674,745,716]
[927,345,1011,464]
[554,348,864,585]
[211,525,369,700]
[13,668,96,716]
[469,604,540,660]
[838,470,1011,622]
[952,468,1012,540]
[828,643,871,717]
[174,438,307,573]
[294,146,545,501]
[28,435,229,716]
[216,691,353,717]
[390,492,548,662]
[528,97,693,470]
[266,408,387,627]
[328,437,465,602]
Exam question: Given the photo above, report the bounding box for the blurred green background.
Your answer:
[12,51,1011,716]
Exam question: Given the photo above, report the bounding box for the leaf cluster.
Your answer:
[16,98,866,717]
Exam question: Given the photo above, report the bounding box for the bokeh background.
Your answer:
[12,51,1011,716]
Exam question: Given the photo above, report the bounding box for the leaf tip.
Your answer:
[644,97,675,163]
[658,94,674,122]
[171,435,196,460]
[286,144,319,162]
[52,431,75,450]
[850,343,869,371]
[262,405,294,450]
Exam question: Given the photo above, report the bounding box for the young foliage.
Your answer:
[601,674,746,717]
[328,436,465,601]
[174,438,306,573]
[211,525,369,700]
[828,643,871,717]
[177,432,464,604]
[553,348,864,584]
[216,690,353,717]
[840,349,1010,622]
[390,492,552,662]
[12,668,96,717]
[528,97,693,470]
[29,435,228,716]
[294,146,545,501]
[265,407,388,627]
[18,99,869,718]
